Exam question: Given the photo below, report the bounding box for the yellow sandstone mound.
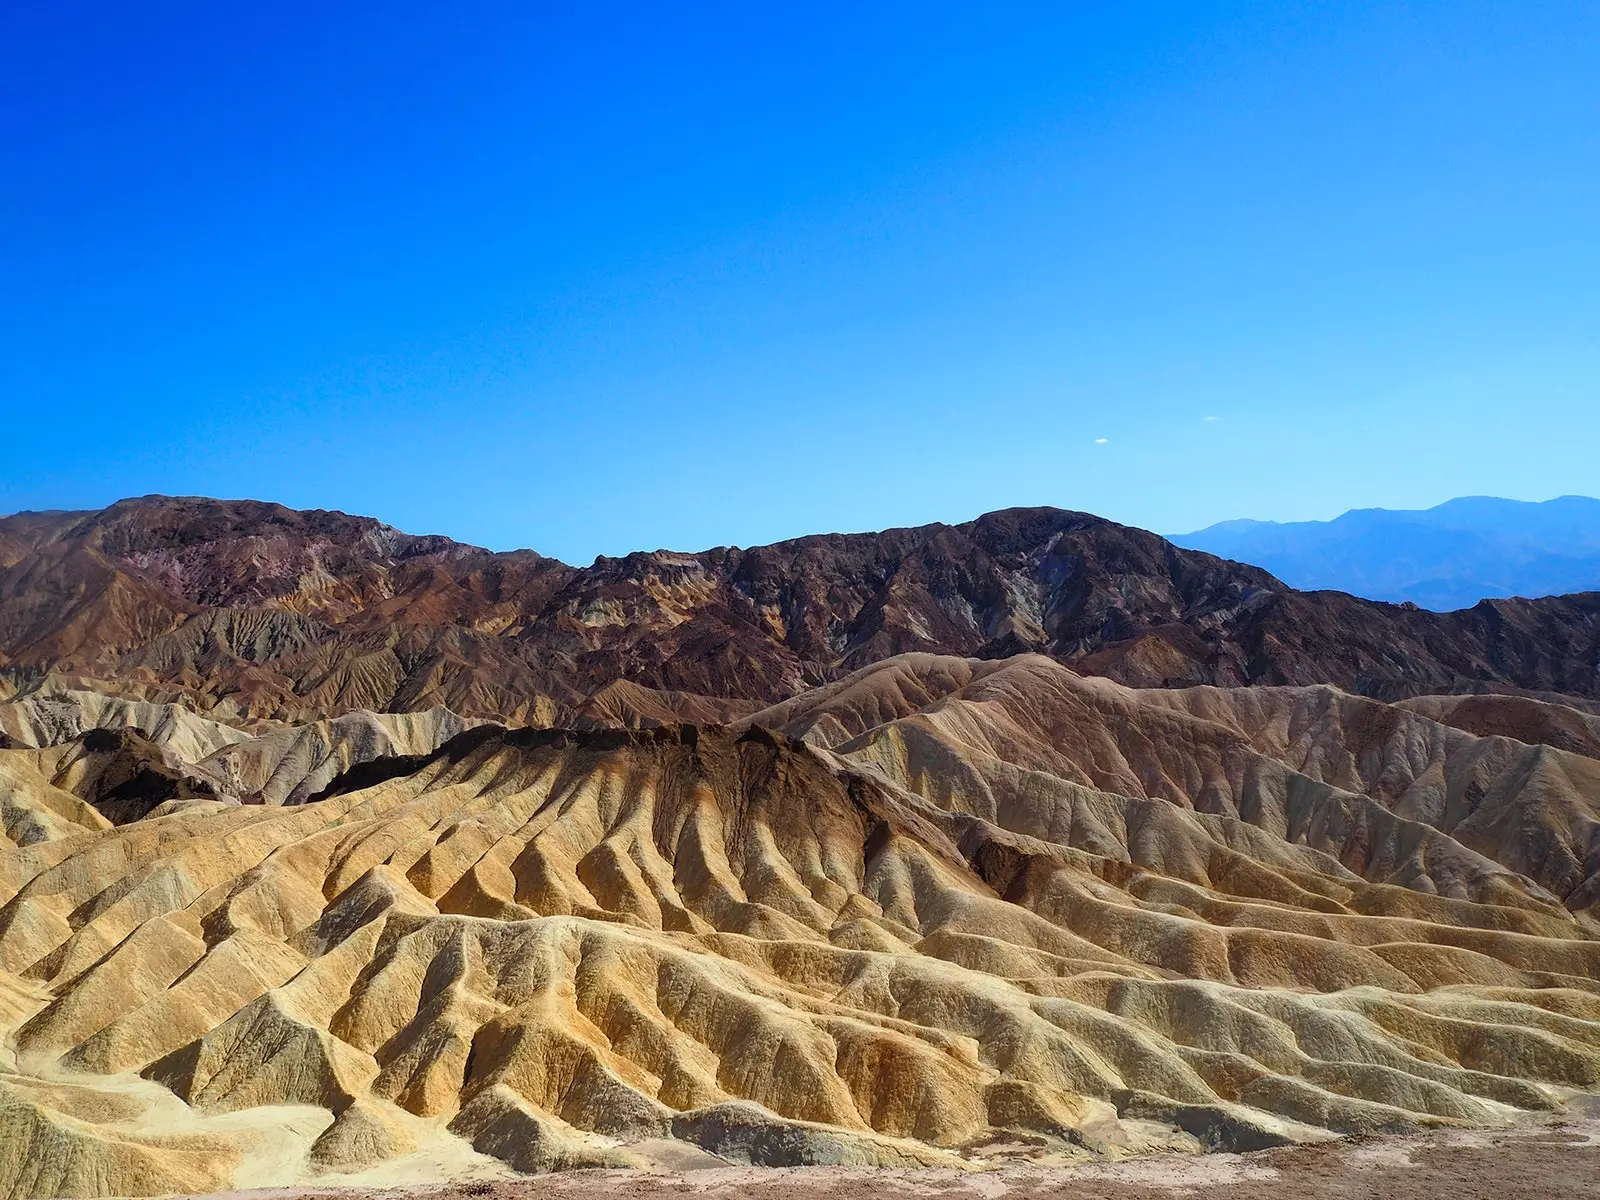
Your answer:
[0,655,1597,1197]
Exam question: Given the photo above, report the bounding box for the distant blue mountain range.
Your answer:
[1171,495,1600,611]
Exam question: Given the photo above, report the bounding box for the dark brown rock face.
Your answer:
[42,726,221,824]
[1,495,1597,721]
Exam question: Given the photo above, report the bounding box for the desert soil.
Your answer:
[193,1112,1600,1200]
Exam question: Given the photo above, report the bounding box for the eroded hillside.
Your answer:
[1,655,1598,1197]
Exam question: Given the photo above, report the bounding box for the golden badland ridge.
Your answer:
[0,498,1598,1197]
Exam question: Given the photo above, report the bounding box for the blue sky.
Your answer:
[2,2,1596,562]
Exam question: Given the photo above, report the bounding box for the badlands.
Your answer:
[0,499,1598,1197]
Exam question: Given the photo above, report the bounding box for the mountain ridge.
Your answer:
[3,495,1600,725]
[1174,494,1600,610]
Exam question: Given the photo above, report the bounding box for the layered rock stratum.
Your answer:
[0,498,1598,1197]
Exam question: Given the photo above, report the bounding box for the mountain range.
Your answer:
[1174,495,1600,611]
[4,496,1600,729]
[1,495,1599,1198]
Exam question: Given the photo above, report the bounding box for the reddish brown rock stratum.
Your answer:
[3,496,1599,723]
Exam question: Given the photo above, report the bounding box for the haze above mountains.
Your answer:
[2,495,1600,1198]
[1176,495,1600,612]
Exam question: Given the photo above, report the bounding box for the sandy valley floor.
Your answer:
[189,1109,1600,1200]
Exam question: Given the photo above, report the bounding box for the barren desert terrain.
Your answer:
[1,500,1598,1198]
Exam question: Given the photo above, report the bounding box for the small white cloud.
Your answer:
[1204,415,1219,422]
[1094,437,1109,445]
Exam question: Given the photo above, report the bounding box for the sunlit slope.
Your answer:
[1,664,1598,1197]
[768,655,1600,911]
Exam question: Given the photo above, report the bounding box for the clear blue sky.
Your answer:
[3,2,1596,562]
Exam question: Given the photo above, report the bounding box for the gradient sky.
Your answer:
[2,2,1597,562]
